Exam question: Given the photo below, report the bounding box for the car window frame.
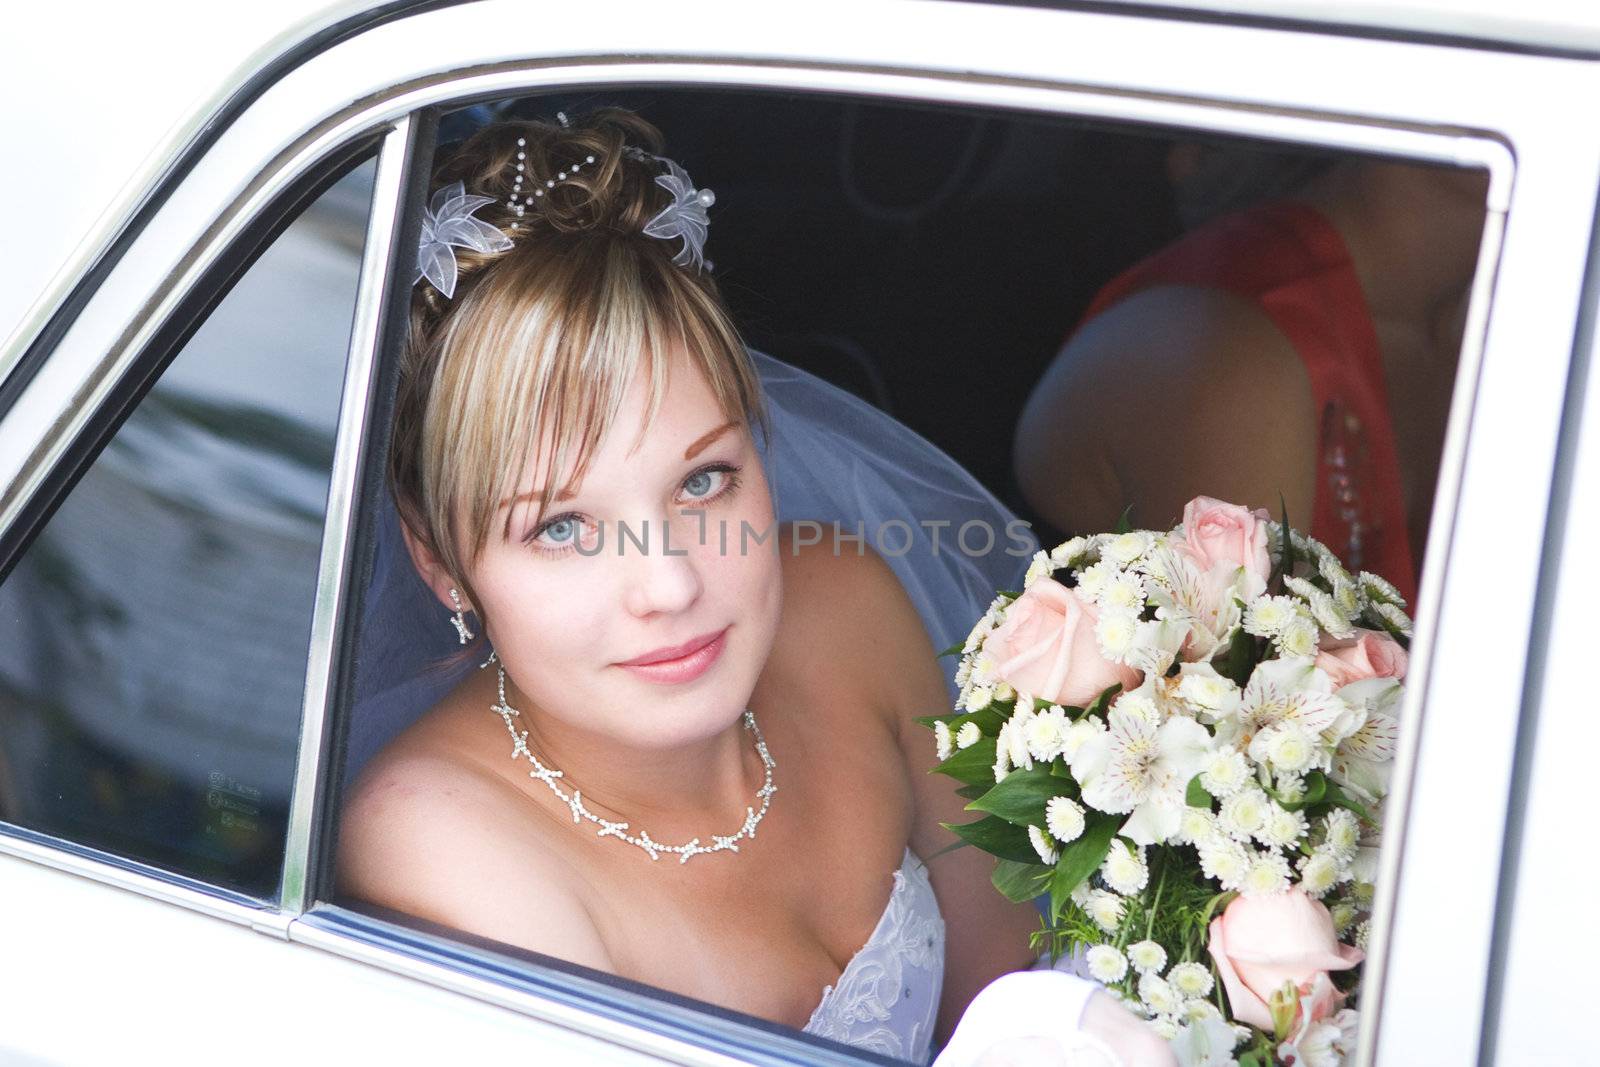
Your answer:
[1,4,1597,1063]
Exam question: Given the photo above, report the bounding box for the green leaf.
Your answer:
[955,783,989,800]
[1112,506,1135,535]
[1274,770,1328,812]
[1047,812,1121,922]
[991,858,1052,903]
[942,815,1041,864]
[1085,682,1124,718]
[1216,621,1259,688]
[938,641,965,658]
[1186,774,1215,809]
[931,737,997,787]
[1321,778,1375,823]
[1269,492,1298,597]
[967,767,1076,827]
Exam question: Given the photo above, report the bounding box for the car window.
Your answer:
[0,157,377,900]
[327,88,1493,1065]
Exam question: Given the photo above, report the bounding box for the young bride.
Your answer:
[336,108,1170,1066]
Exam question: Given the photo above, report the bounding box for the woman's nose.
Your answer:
[620,515,703,618]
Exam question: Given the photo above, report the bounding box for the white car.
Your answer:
[1,1,1596,1063]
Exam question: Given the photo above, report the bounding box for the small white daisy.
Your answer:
[1177,806,1220,848]
[1323,809,1361,860]
[1258,803,1309,849]
[1051,536,1089,566]
[1138,973,1182,1015]
[1198,837,1250,891]
[1176,664,1242,720]
[1084,889,1126,933]
[1277,616,1321,658]
[1200,749,1251,798]
[1358,570,1406,608]
[1086,944,1129,984]
[1329,901,1359,935]
[1243,595,1300,638]
[963,684,994,713]
[1167,962,1214,999]
[993,681,1015,703]
[933,721,953,762]
[1219,788,1271,840]
[1241,851,1293,896]
[1104,530,1155,565]
[1252,723,1320,775]
[1101,840,1149,895]
[1298,849,1342,898]
[1373,601,1414,638]
[1024,550,1053,587]
[1028,824,1059,865]
[1095,609,1140,661]
[1102,570,1148,612]
[1308,588,1356,639]
[1150,1016,1181,1040]
[1045,796,1086,844]
[1022,704,1072,762]
[1076,559,1121,601]
[1128,940,1167,974]
[954,721,982,750]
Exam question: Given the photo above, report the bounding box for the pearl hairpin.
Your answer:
[506,135,599,220]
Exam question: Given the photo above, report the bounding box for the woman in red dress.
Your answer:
[1013,150,1488,606]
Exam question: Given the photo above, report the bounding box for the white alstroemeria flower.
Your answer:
[955,721,982,750]
[1175,662,1243,721]
[1079,703,1214,845]
[1170,1014,1243,1067]
[1116,687,1164,726]
[1329,678,1401,804]
[1138,973,1182,1015]
[1349,845,1381,886]
[1086,945,1129,984]
[1125,617,1192,677]
[1241,851,1293,896]
[1104,530,1156,566]
[1101,840,1149,895]
[1168,962,1214,999]
[1221,658,1350,752]
[1028,824,1059,865]
[1297,849,1342,898]
[1045,796,1086,843]
[1084,889,1126,933]
[1281,1008,1360,1067]
[1127,940,1167,974]
[1199,748,1251,798]
[1243,594,1300,639]
[1022,704,1071,762]
[1064,717,1110,774]
[933,721,953,762]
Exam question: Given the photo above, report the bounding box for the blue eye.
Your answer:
[683,470,716,498]
[540,518,579,544]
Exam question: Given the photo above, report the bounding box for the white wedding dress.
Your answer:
[803,847,947,1063]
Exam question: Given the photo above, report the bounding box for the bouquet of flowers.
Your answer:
[926,497,1407,1066]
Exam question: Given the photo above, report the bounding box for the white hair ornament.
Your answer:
[414,181,513,299]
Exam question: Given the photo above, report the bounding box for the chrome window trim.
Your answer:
[0,4,1593,1061]
[280,116,416,915]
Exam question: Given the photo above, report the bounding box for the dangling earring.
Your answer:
[448,587,474,644]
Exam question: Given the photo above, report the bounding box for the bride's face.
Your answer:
[468,352,782,749]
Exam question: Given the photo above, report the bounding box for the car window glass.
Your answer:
[333,91,1489,1063]
[0,157,376,900]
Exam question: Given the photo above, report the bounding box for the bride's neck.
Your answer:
[511,684,765,836]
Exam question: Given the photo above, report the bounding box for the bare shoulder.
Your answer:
[336,745,614,969]
[770,525,944,720]
[1016,284,1318,532]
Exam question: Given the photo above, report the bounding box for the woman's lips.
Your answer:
[616,627,728,684]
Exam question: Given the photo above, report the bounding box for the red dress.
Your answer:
[1074,200,1419,605]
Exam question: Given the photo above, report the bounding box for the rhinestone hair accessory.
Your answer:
[490,663,775,863]
[414,181,514,299]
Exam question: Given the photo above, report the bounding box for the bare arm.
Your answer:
[1015,285,1320,535]
[336,754,615,971]
[830,547,1042,1044]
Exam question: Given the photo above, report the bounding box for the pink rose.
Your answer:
[1315,628,1409,689]
[986,578,1141,708]
[1176,495,1272,590]
[1206,889,1364,1031]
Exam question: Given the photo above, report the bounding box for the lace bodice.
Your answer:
[802,847,946,1063]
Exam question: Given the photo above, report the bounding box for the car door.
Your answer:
[2,3,1598,1065]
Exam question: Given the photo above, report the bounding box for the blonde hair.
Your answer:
[390,108,766,626]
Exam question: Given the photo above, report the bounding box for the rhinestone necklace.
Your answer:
[491,665,776,863]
